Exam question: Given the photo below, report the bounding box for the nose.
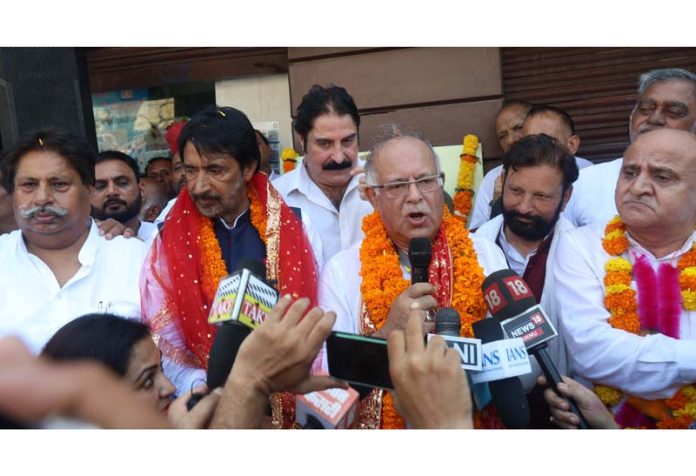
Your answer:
[159,374,176,400]
[647,107,666,126]
[516,193,535,215]
[33,182,53,205]
[628,171,652,196]
[188,171,210,196]
[405,180,424,203]
[105,180,118,197]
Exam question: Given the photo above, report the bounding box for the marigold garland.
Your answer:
[199,189,268,298]
[453,134,479,222]
[359,206,487,428]
[281,147,299,173]
[596,215,696,428]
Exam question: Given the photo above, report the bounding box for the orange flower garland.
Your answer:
[596,215,696,428]
[359,206,487,428]
[453,134,479,222]
[199,189,268,298]
[281,147,299,173]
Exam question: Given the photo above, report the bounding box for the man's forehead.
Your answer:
[16,152,73,175]
[641,80,696,104]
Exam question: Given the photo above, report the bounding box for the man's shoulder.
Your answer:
[0,229,21,260]
[473,214,503,239]
[577,157,622,182]
[271,168,301,194]
[324,241,361,271]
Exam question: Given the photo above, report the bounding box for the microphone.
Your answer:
[434,307,460,336]
[187,259,278,410]
[472,318,530,428]
[481,269,589,429]
[295,386,360,429]
[409,237,432,284]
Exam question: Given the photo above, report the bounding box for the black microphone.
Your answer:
[472,318,530,429]
[435,307,461,337]
[187,259,274,410]
[409,238,432,284]
[481,269,590,429]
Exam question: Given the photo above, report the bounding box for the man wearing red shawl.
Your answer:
[141,106,321,428]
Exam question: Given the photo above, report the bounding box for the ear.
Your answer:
[145,205,162,222]
[365,186,379,210]
[567,135,580,155]
[560,185,573,212]
[242,161,256,182]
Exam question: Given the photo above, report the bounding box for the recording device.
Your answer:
[409,237,432,284]
[482,269,590,429]
[186,259,278,410]
[430,307,482,371]
[472,317,530,429]
[326,332,393,390]
[295,386,360,429]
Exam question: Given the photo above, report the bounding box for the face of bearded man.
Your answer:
[501,164,568,242]
[90,159,142,225]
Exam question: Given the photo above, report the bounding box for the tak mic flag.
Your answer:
[208,268,279,328]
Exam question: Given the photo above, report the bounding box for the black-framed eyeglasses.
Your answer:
[369,173,444,198]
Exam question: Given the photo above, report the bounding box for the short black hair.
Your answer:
[294,84,360,147]
[42,314,152,377]
[145,156,172,174]
[502,133,579,192]
[1,128,96,193]
[526,104,576,135]
[178,105,260,173]
[96,150,141,182]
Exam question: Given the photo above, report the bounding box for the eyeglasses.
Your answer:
[369,173,444,198]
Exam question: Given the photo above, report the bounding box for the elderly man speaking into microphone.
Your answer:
[319,126,507,429]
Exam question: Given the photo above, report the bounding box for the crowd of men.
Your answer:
[0,66,695,430]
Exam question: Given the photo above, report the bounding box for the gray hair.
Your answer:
[364,124,441,186]
[637,68,696,97]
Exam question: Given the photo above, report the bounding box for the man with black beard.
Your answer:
[273,84,373,263]
[90,151,158,244]
[475,134,578,427]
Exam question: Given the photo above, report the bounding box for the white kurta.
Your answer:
[0,221,145,354]
[562,158,623,227]
[273,161,373,264]
[468,156,593,231]
[552,224,696,399]
[475,214,575,391]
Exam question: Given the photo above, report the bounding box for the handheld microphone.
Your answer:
[187,259,278,410]
[295,386,360,429]
[472,318,530,428]
[434,307,460,336]
[481,269,589,429]
[409,238,432,284]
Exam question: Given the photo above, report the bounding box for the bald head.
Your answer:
[616,128,696,253]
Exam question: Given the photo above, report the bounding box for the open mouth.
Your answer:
[407,211,427,225]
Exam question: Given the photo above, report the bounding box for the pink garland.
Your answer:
[657,263,681,339]
[632,254,682,338]
[634,255,657,330]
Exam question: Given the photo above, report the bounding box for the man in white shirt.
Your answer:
[475,133,578,392]
[319,128,507,428]
[469,104,593,230]
[564,67,696,227]
[553,128,696,428]
[90,150,158,245]
[0,129,145,355]
[273,85,373,263]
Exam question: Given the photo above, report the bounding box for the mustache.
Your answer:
[18,204,69,219]
[322,160,352,171]
[192,192,222,202]
[104,198,127,209]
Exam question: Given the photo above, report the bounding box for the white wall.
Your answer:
[214,73,293,152]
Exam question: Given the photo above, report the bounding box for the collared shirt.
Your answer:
[468,156,594,231]
[273,160,373,264]
[495,225,545,277]
[563,157,623,227]
[0,221,146,354]
[476,214,574,391]
[552,223,696,399]
[137,220,159,247]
